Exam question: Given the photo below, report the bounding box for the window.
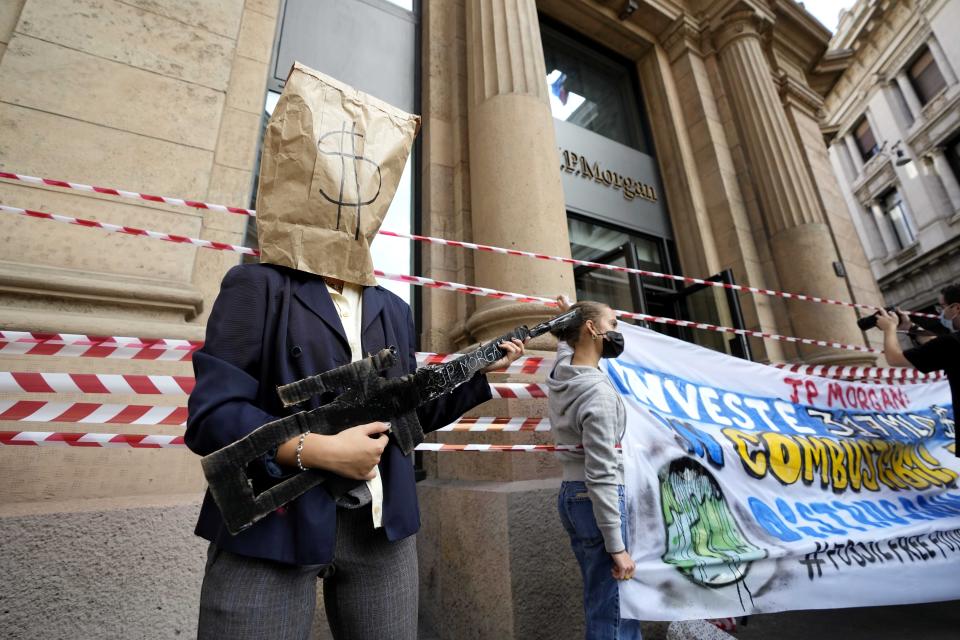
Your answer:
[945,133,960,187]
[540,21,650,153]
[882,190,916,250]
[907,47,947,106]
[853,117,879,162]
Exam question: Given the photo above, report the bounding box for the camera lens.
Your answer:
[857,314,880,331]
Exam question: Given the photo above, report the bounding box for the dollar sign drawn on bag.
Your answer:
[317,121,382,240]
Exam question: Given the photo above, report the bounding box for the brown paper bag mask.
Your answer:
[256,62,420,285]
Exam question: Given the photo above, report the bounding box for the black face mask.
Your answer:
[599,331,625,359]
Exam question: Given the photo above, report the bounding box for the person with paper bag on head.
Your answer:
[185,63,526,640]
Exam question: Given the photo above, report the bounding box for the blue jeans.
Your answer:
[558,481,642,640]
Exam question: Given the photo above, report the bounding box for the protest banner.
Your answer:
[612,325,958,619]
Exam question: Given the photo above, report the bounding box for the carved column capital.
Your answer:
[709,7,773,54]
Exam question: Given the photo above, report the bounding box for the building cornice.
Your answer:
[822,4,923,131]
[777,71,825,116]
[876,20,930,80]
[0,261,205,321]
[809,48,855,97]
[877,233,960,290]
[830,0,887,51]
[536,0,660,59]
[768,0,831,70]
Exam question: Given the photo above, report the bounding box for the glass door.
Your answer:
[665,270,752,360]
[567,215,751,359]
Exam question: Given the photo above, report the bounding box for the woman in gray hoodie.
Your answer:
[548,296,641,639]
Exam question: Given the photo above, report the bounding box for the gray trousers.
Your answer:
[197,506,418,640]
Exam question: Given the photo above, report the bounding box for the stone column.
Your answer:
[844,133,865,174]
[869,201,898,255]
[418,7,584,639]
[894,71,924,119]
[927,37,958,85]
[712,11,870,363]
[463,0,575,345]
[929,147,960,212]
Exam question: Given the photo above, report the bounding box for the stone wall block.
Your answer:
[213,107,262,171]
[0,104,213,197]
[226,53,270,114]
[236,8,275,63]
[120,0,245,38]
[0,36,225,150]
[0,181,203,282]
[18,0,235,90]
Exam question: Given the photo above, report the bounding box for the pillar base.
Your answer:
[0,496,205,638]
[769,223,877,366]
[417,477,584,639]
[462,302,560,349]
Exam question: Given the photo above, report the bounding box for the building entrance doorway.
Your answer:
[569,217,751,359]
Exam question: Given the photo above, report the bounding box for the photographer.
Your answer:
[876,284,959,456]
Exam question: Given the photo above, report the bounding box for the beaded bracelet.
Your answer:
[295,433,308,471]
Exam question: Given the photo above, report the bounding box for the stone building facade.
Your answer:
[822,0,960,314]
[0,0,889,638]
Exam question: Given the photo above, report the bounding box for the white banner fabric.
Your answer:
[611,325,958,620]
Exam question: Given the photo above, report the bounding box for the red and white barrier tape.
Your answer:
[0,430,583,452]
[0,400,187,426]
[0,171,255,216]
[436,417,551,431]
[0,203,882,353]
[0,400,551,432]
[771,363,944,382]
[0,204,258,255]
[615,310,880,354]
[0,371,195,395]
[0,333,552,372]
[0,331,200,361]
[0,205,547,304]
[487,383,549,399]
[379,229,936,320]
[4,331,945,382]
[0,431,186,448]
[416,442,582,452]
[0,372,546,398]
[2,170,934,320]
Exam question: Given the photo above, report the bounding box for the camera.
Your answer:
[857,307,896,331]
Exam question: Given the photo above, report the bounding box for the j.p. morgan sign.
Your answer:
[553,118,671,239]
[560,149,658,203]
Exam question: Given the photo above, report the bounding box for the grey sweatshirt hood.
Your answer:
[548,359,610,413]
[547,343,627,553]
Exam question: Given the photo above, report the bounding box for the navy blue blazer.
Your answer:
[186,263,492,565]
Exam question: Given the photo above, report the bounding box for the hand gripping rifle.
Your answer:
[201,308,581,534]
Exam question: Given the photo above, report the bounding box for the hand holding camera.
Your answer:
[872,308,909,333]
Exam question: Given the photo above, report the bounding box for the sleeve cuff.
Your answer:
[600,524,625,554]
[263,447,294,479]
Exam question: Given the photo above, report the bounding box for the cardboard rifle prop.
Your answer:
[202,309,581,534]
